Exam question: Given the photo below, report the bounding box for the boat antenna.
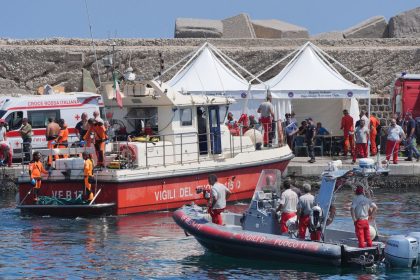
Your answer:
[84,0,102,87]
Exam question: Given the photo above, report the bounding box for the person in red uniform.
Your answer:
[297,183,320,240]
[208,174,231,225]
[351,186,378,248]
[29,151,49,201]
[276,179,298,234]
[341,110,354,157]
[369,113,380,155]
[258,94,275,147]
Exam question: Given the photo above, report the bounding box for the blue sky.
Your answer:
[1,1,419,39]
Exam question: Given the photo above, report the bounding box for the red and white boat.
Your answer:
[17,80,293,216]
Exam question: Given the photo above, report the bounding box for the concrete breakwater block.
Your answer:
[175,18,223,38]
[252,19,309,39]
[222,13,256,38]
[343,16,388,38]
[389,7,420,38]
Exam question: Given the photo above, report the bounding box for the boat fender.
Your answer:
[120,145,137,162]
[309,205,323,232]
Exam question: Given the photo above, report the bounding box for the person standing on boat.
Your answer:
[92,119,108,168]
[353,119,369,164]
[54,119,69,159]
[341,110,354,157]
[83,152,94,201]
[384,118,405,164]
[297,183,320,241]
[208,174,231,225]
[277,179,298,234]
[29,151,49,201]
[351,186,378,248]
[75,113,89,142]
[257,94,275,147]
[46,117,60,166]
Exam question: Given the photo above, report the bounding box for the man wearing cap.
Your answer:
[404,112,420,162]
[305,118,317,163]
[257,95,275,147]
[341,110,354,157]
[351,186,378,248]
[297,183,320,240]
[276,179,298,234]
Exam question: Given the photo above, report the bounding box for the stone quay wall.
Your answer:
[1,38,420,125]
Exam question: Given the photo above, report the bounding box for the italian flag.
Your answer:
[114,74,123,108]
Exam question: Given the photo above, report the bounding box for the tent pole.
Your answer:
[208,44,248,81]
[154,42,208,81]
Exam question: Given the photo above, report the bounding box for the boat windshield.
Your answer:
[251,169,282,201]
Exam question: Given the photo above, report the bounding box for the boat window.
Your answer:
[5,111,23,130]
[210,110,218,128]
[180,108,192,126]
[28,110,60,128]
[0,110,6,119]
[219,105,228,124]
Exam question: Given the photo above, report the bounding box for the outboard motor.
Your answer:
[309,205,323,234]
[408,232,420,260]
[385,235,418,268]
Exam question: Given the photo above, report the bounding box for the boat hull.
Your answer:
[173,206,342,266]
[18,158,290,216]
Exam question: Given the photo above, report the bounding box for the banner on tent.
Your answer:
[271,90,367,99]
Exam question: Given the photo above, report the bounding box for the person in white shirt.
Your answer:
[297,183,320,240]
[351,186,378,248]
[208,174,231,225]
[257,94,275,147]
[276,179,298,234]
[0,119,7,142]
[353,119,369,164]
[384,118,405,164]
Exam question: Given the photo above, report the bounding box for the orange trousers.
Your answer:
[343,134,355,155]
[370,130,377,155]
[84,176,94,201]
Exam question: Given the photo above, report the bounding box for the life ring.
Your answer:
[119,145,137,162]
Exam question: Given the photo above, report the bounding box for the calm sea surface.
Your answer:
[0,189,419,279]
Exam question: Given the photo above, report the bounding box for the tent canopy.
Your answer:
[253,42,370,99]
[165,43,256,95]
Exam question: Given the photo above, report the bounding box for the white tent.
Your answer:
[160,43,266,120]
[252,42,371,135]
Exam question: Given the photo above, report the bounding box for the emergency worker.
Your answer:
[341,110,354,157]
[75,113,89,142]
[208,174,231,225]
[83,118,96,148]
[83,152,94,201]
[276,179,298,234]
[46,117,60,166]
[54,119,69,158]
[297,183,320,240]
[257,94,275,147]
[350,186,378,248]
[29,151,49,201]
[369,113,380,155]
[92,119,108,168]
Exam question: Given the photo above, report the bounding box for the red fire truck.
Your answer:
[392,73,420,117]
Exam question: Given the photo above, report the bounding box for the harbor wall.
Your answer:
[1,38,420,125]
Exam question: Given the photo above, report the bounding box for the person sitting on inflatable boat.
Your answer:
[276,179,298,234]
[208,174,231,225]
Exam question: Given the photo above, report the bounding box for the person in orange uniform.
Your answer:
[54,119,69,158]
[46,118,60,166]
[369,113,380,156]
[83,151,94,201]
[92,119,108,168]
[341,110,354,157]
[29,151,49,201]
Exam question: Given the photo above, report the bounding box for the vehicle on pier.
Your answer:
[17,79,293,216]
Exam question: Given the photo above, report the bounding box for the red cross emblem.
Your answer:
[15,141,20,147]
[75,114,80,121]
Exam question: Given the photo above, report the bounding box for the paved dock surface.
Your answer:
[288,156,420,177]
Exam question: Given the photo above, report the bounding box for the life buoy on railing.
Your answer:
[119,145,137,162]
